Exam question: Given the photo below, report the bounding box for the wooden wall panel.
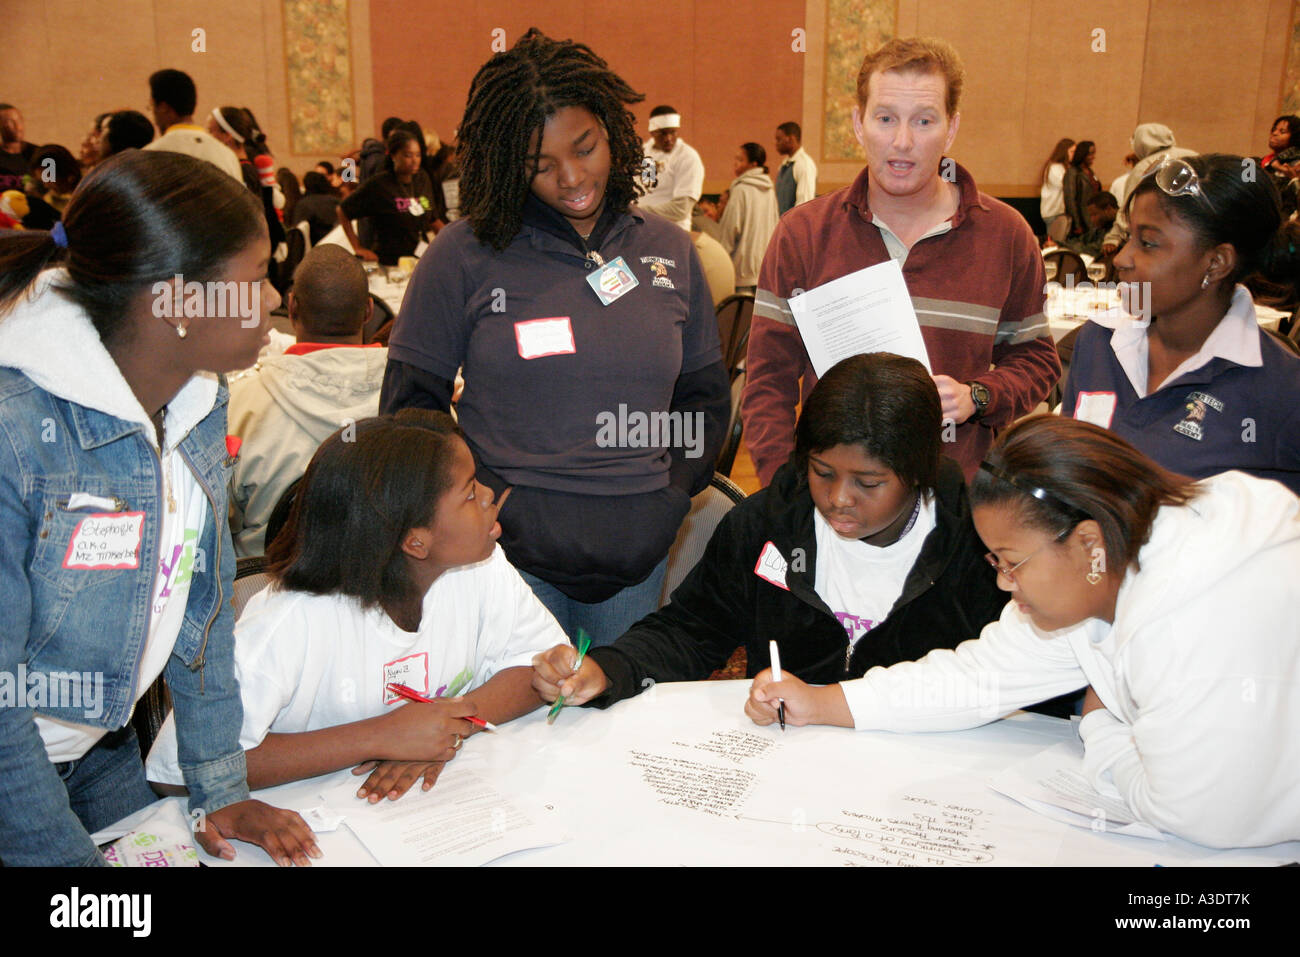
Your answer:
[5,0,1293,192]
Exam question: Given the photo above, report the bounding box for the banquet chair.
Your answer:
[233,555,272,619]
[714,292,755,381]
[658,473,747,607]
[1043,249,1087,286]
[715,364,746,476]
[272,221,311,296]
[363,293,395,344]
[263,475,304,553]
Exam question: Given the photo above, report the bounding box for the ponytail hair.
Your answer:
[740,141,768,175]
[0,150,263,346]
[0,231,67,312]
[1248,217,1300,306]
[213,106,270,157]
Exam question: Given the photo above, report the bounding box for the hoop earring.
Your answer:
[1087,546,1105,586]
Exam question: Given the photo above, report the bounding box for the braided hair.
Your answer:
[458,28,645,251]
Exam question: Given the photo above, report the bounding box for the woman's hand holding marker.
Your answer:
[768,639,786,731]
[745,669,855,729]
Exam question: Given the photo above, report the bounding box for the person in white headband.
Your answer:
[210,106,245,144]
[640,104,704,231]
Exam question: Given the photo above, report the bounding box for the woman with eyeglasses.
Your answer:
[745,415,1300,848]
[1061,153,1300,495]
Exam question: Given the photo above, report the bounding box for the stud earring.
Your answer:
[1201,274,1211,289]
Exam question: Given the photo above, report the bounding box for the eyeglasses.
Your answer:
[984,526,1072,584]
[1153,156,1215,212]
[977,460,1088,583]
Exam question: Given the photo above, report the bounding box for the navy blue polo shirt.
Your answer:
[387,205,721,495]
[1062,293,1300,495]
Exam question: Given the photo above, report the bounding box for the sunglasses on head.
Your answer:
[1151,156,1215,212]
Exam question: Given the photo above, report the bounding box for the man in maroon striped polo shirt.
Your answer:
[741,36,1060,484]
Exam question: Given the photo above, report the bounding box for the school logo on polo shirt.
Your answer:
[641,256,677,290]
[1173,390,1224,441]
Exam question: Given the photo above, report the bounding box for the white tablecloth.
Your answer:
[368,271,409,316]
[104,680,1300,867]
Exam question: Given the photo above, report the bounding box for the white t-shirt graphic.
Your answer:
[812,496,936,657]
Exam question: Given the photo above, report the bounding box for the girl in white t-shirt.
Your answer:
[149,410,567,802]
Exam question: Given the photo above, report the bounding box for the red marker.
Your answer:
[385,682,497,731]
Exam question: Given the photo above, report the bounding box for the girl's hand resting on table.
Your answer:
[199,800,321,867]
[745,669,853,728]
[531,644,609,705]
[352,760,446,802]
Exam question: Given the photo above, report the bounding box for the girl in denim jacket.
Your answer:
[0,150,318,866]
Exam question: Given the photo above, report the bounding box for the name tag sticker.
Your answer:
[753,540,790,591]
[62,512,145,570]
[515,317,576,360]
[1073,391,1117,429]
[383,652,429,704]
[585,256,639,305]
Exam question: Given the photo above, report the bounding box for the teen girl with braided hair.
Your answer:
[381,29,729,646]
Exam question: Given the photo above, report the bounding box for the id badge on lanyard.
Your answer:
[584,252,639,305]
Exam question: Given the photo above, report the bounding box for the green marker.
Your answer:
[547,628,592,725]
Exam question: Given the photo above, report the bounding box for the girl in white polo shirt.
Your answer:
[149,410,567,802]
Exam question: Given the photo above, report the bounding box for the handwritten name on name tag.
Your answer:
[62,512,145,570]
[383,652,429,704]
[1073,391,1117,429]
[515,317,576,360]
[753,541,790,591]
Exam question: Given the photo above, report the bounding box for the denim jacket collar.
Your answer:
[0,269,220,452]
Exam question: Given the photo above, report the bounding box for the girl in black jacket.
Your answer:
[532,352,1009,708]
